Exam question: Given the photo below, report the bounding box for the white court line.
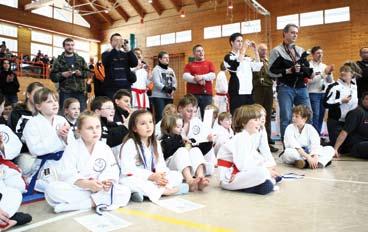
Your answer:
[303,176,368,185]
[9,210,89,232]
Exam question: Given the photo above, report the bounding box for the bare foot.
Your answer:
[198,177,210,191]
[187,178,199,192]
[2,219,17,231]
[163,187,179,196]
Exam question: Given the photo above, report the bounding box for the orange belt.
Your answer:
[217,159,239,175]
[132,88,147,109]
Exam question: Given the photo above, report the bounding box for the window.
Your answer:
[146,35,160,47]
[101,43,110,54]
[300,11,323,27]
[0,0,17,8]
[0,23,17,37]
[241,19,261,34]
[53,35,67,47]
[31,30,52,44]
[74,39,90,52]
[277,14,299,30]
[32,6,53,18]
[77,51,89,63]
[53,46,64,57]
[160,33,175,45]
[222,23,240,37]
[74,13,90,28]
[204,26,221,39]
[176,30,191,43]
[0,37,17,52]
[325,7,350,24]
[54,8,73,23]
[31,43,52,57]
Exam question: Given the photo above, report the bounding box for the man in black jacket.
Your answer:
[269,24,313,139]
[102,33,138,99]
[357,47,368,99]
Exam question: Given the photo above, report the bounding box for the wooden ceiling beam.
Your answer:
[169,0,181,12]
[151,0,164,16]
[82,0,114,25]
[107,0,129,22]
[127,0,146,18]
[193,0,201,8]
[69,0,101,26]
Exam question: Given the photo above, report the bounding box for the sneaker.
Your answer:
[269,145,279,153]
[294,160,307,169]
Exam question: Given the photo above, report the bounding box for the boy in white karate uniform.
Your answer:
[213,63,228,113]
[45,111,130,213]
[213,112,234,156]
[282,105,334,169]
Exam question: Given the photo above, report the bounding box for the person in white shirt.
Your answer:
[45,111,130,213]
[307,46,334,133]
[213,112,234,156]
[213,63,228,113]
[282,105,334,169]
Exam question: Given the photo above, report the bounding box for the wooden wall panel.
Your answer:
[17,27,31,56]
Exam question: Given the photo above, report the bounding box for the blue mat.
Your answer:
[22,192,44,204]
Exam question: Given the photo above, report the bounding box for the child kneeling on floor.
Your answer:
[281,105,334,169]
[217,105,277,195]
[45,111,131,213]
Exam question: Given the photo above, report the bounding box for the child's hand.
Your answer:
[0,208,10,227]
[88,179,103,192]
[207,133,215,142]
[149,172,168,186]
[101,180,113,191]
[307,155,319,169]
[268,167,280,178]
[0,133,4,151]
[57,123,70,140]
[334,149,340,158]
[229,174,235,183]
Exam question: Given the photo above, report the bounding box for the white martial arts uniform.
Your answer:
[0,184,22,219]
[282,123,334,167]
[119,139,183,203]
[155,120,162,139]
[0,124,25,193]
[254,127,277,168]
[217,130,273,190]
[182,117,216,175]
[213,124,234,156]
[213,70,228,113]
[131,68,151,109]
[45,139,130,213]
[21,114,74,192]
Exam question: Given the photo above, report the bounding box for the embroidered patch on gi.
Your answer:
[0,132,9,143]
[192,125,200,135]
[93,158,107,172]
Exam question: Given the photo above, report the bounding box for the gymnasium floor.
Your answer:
[9,145,368,232]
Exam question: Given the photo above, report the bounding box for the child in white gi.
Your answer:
[178,94,216,175]
[160,114,209,192]
[120,110,188,203]
[213,112,234,156]
[282,105,334,169]
[22,88,73,193]
[63,97,80,139]
[155,103,177,139]
[45,111,130,213]
[217,105,276,195]
[213,63,228,113]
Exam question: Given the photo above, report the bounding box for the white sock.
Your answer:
[54,199,92,213]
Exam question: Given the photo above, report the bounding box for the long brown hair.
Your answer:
[123,110,159,159]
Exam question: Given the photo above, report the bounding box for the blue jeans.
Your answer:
[194,94,213,119]
[151,97,173,122]
[277,84,312,139]
[59,91,87,112]
[309,93,325,133]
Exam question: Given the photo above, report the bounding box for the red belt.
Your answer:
[132,88,147,109]
[0,157,21,173]
[216,93,227,96]
[217,159,239,175]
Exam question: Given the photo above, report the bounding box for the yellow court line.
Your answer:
[117,208,235,232]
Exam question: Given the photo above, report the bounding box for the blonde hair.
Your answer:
[162,103,177,118]
[33,88,58,113]
[252,104,266,115]
[218,112,231,124]
[76,111,100,130]
[232,105,262,133]
[161,114,181,136]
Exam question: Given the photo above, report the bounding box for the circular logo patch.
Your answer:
[93,158,106,172]
[0,132,9,143]
[192,125,200,135]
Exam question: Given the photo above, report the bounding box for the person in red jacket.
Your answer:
[183,45,216,118]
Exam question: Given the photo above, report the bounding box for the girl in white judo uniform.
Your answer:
[213,112,234,156]
[63,97,80,139]
[120,110,188,203]
[160,114,209,192]
[22,88,74,193]
[213,63,229,113]
[45,111,130,213]
[178,94,216,175]
[282,105,334,169]
[217,105,276,195]
[131,48,152,110]
[0,93,32,230]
